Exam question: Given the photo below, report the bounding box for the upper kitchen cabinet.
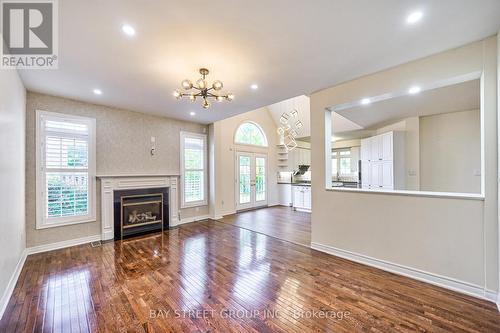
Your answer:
[289,147,311,169]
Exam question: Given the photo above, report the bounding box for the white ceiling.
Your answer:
[335,79,480,130]
[18,0,500,124]
[267,95,311,138]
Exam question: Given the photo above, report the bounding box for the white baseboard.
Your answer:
[0,249,27,320]
[496,293,500,311]
[178,214,210,225]
[27,235,102,255]
[311,242,498,305]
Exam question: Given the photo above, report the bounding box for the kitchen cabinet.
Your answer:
[278,183,292,206]
[360,131,404,190]
[293,186,311,212]
[289,147,311,170]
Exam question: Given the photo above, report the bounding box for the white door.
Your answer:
[236,152,268,210]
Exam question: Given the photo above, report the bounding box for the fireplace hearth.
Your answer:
[113,187,169,239]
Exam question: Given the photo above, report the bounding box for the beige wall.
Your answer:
[210,107,279,218]
[0,68,26,312]
[26,92,207,247]
[420,109,481,193]
[310,37,498,292]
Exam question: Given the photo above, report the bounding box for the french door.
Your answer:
[236,152,267,211]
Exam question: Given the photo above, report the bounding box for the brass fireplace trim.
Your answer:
[120,192,164,239]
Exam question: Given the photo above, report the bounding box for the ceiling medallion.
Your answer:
[277,109,303,151]
[173,68,234,109]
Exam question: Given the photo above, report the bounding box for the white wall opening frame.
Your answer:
[324,72,485,200]
[35,110,97,229]
[180,131,208,208]
[233,121,269,147]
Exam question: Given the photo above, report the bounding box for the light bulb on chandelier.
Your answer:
[173,68,234,110]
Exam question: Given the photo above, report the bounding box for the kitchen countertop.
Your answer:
[277,182,311,186]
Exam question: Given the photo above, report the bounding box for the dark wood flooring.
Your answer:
[218,206,311,246]
[1,220,499,332]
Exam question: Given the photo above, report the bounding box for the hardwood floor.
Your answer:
[1,220,499,332]
[218,206,311,246]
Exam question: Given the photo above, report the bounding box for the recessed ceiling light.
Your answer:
[408,86,421,94]
[189,111,196,116]
[93,88,102,95]
[250,84,258,90]
[406,11,423,24]
[361,98,371,105]
[122,24,136,36]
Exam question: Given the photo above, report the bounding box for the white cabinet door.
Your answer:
[381,161,394,189]
[303,187,312,210]
[361,138,371,161]
[293,187,303,208]
[381,132,393,161]
[278,184,292,206]
[361,160,370,187]
[370,161,382,188]
[370,135,382,161]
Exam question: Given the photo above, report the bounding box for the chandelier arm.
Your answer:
[205,92,219,98]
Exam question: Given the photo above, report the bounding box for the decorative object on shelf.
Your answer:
[173,68,234,109]
[277,106,303,152]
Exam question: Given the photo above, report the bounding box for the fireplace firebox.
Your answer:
[113,188,169,239]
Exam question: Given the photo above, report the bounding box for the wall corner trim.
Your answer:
[311,242,498,305]
[0,249,28,320]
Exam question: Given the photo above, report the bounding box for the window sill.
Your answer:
[36,217,97,230]
[325,187,485,201]
[181,200,208,209]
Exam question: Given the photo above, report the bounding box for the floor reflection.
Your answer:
[180,235,208,310]
[232,229,271,306]
[42,268,94,332]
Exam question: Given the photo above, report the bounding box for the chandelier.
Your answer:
[277,108,303,152]
[173,68,234,109]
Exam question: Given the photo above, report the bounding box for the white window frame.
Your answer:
[332,148,352,178]
[36,110,97,229]
[180,131,208,208]
[233,121,268,147]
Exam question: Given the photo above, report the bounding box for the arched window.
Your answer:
[234,122,268,147]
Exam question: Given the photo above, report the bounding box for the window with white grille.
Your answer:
[36,111,96,229]
[180,131,207,208]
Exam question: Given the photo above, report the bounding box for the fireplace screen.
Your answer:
[121,193,163,237]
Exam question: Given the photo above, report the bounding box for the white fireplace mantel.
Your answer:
[98,175,179,241]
